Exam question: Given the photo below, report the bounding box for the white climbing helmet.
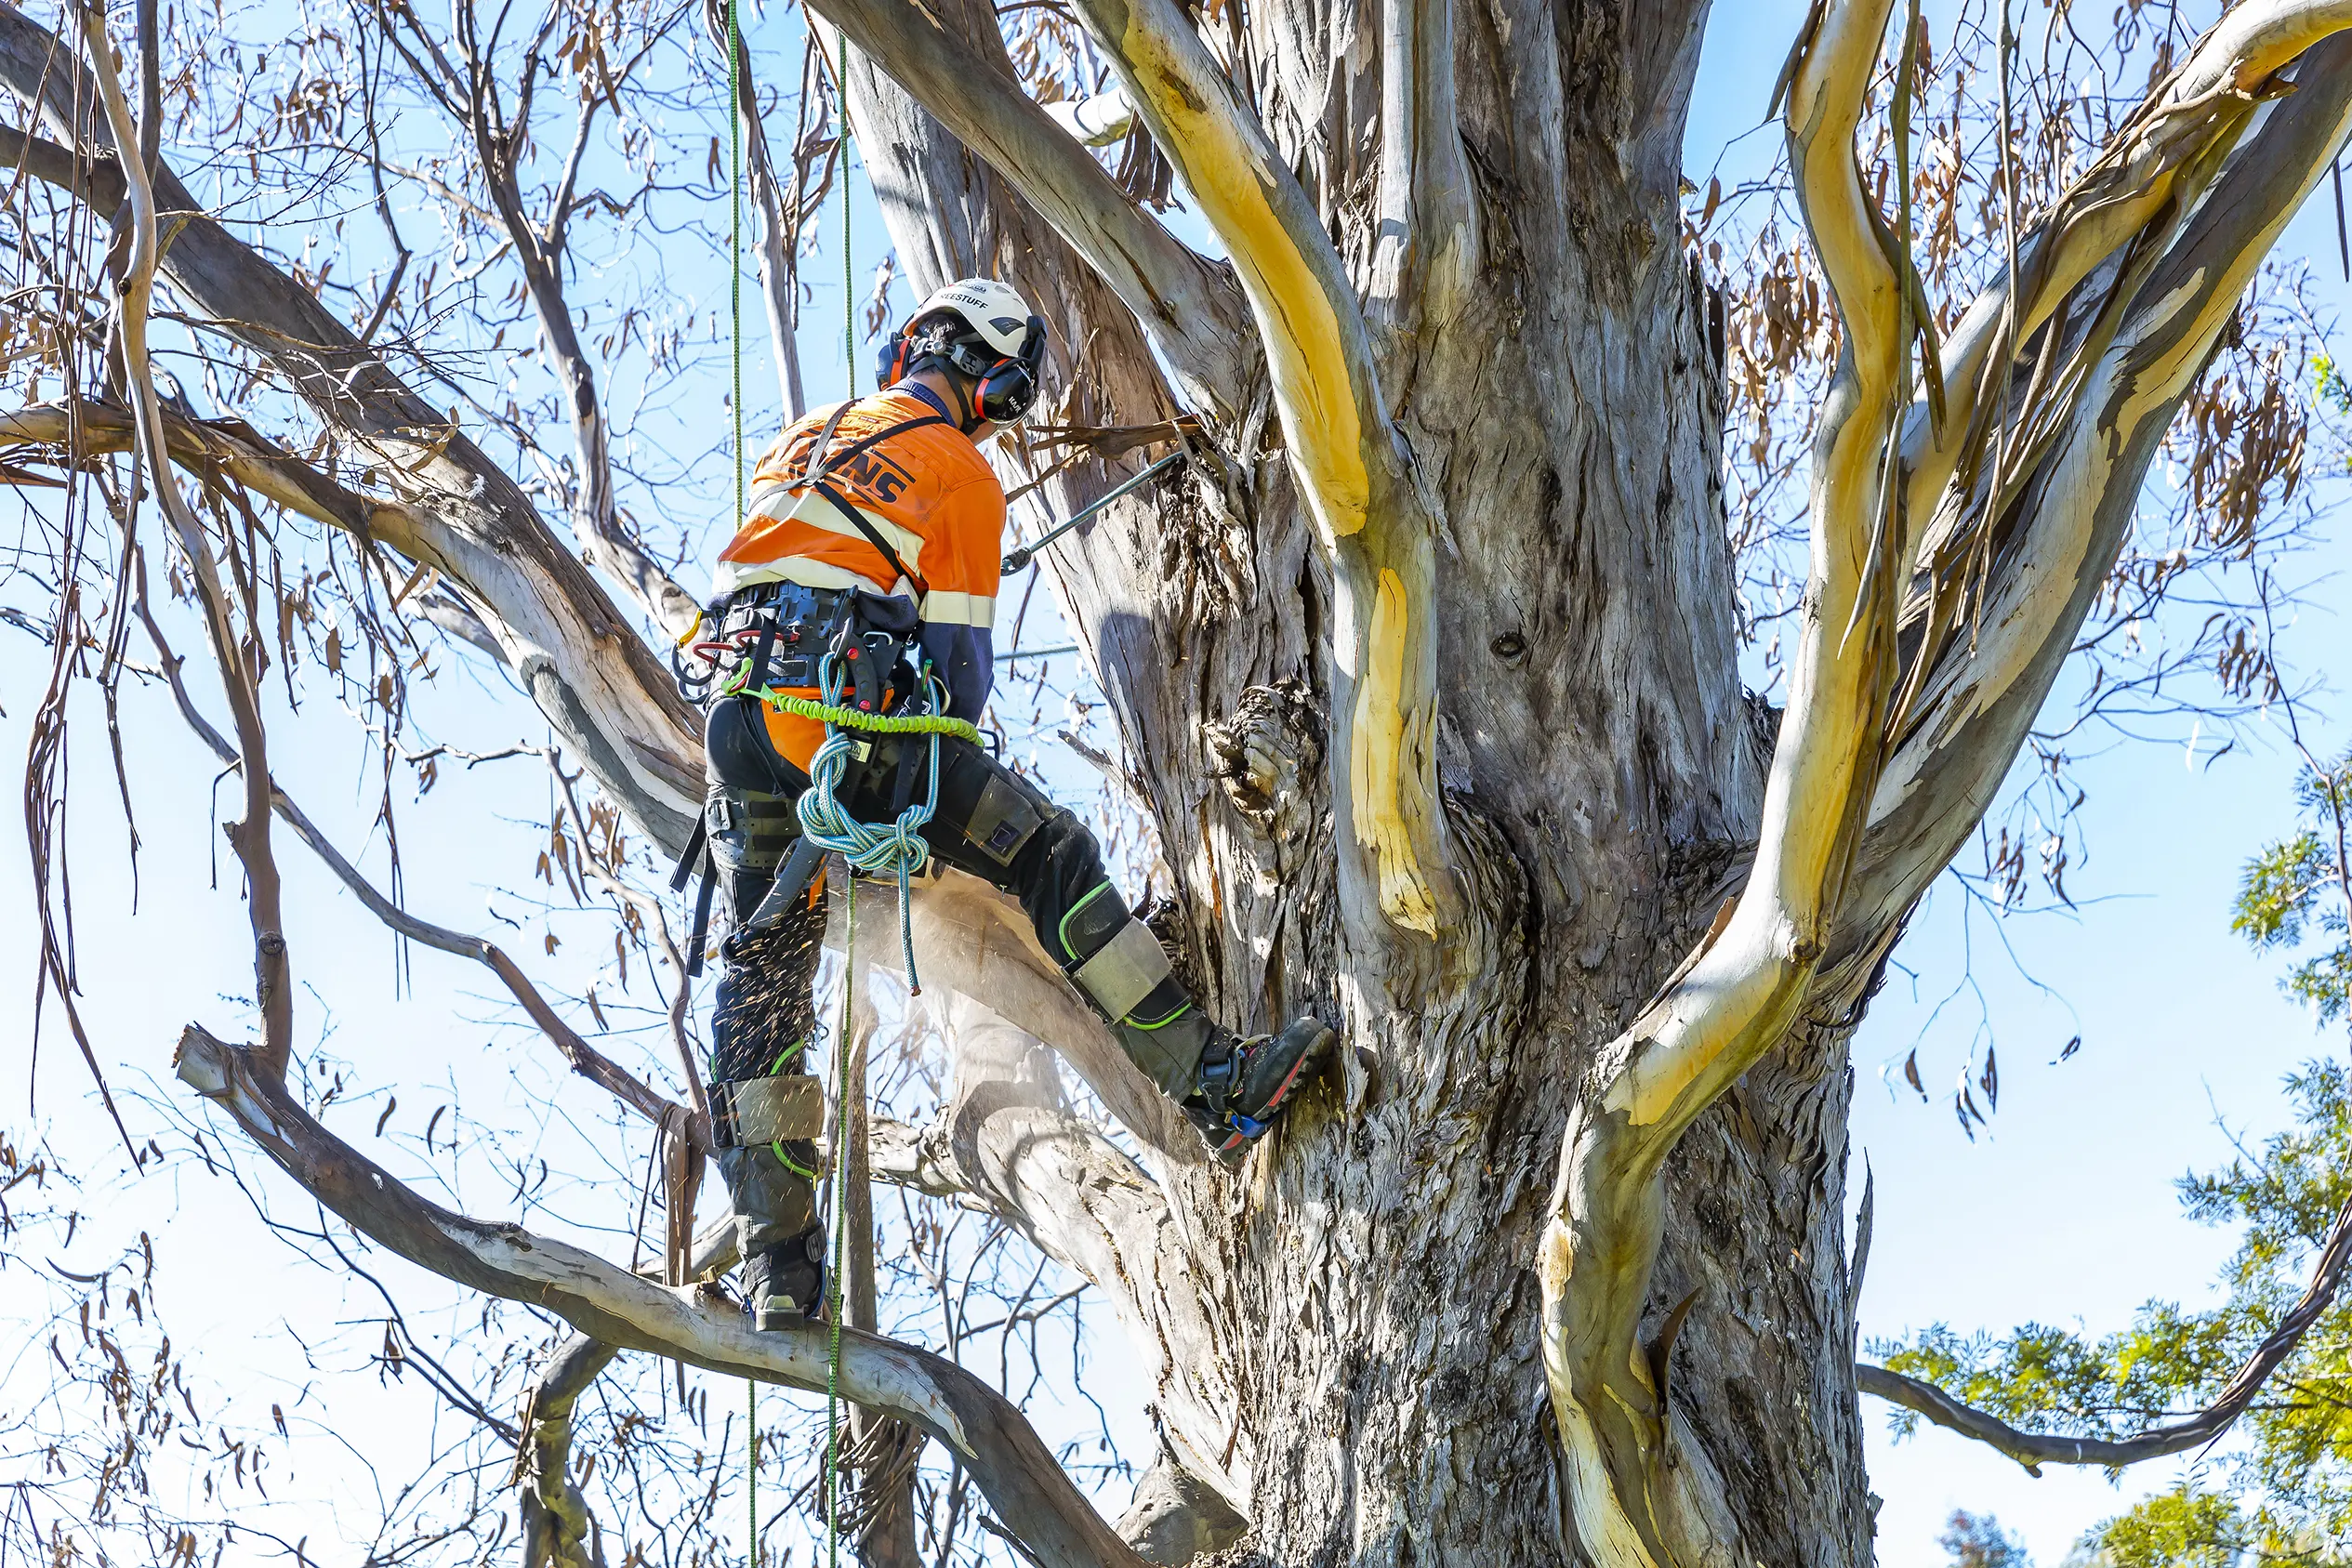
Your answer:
[905,277,1041,360]
[879,278,1050,427]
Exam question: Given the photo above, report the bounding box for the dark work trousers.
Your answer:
[701,693,1210,1263]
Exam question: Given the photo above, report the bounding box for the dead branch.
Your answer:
[79,0,295,1075]
[137,610,707,1149]
[516,1336,619,1568]
[171,1024,1151,1568]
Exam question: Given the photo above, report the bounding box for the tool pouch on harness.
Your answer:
[830,587,919,719]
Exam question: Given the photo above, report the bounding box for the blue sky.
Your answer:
[2,2,2349,1564]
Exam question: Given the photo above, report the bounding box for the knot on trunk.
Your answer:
[1202,679,1322,845]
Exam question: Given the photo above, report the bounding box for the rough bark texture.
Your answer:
[826,2,1842,1561]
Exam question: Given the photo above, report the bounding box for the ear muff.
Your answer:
[873,333,914,390]
[974,315,1049,426]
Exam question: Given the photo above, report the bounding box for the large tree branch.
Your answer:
[0,1,705,855]
[1064,0,1460,948]
[1062,0,1397,553]
[171,1025,1152,1568]
[802,0,1247,419]
[875,871,1205,1167]
[1539,1,1910,1560]
[1530,9,2352,1563]
[1834,21,2352,975]
[822,879,1251,1527]
[1859,1190,2352,1474]
[920,994,1249,1517]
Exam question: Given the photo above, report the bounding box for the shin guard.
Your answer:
[1055,883,1215,1097]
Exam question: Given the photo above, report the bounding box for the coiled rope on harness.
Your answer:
[722,640,978,995]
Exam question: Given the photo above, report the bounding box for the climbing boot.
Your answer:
[1183,1018,1334,1164]
[743,1225,827,1330]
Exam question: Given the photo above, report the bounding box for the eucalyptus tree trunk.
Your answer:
[816,2,2352,1563]
[830,4,1849,1562]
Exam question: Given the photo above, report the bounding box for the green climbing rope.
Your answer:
[742,688,982,744]
[823,42,854,1568]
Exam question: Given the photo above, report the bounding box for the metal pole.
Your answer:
[998,447,1188,573]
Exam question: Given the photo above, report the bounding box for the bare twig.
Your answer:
[137,609,707,1150]
[79,0,295,1075]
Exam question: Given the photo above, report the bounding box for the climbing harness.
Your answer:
[722,611,980,995]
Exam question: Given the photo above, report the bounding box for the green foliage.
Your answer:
[2319,356,2352,419]
[2093,1488,2254,1568]
[2231,749,2352,1024]
[1879,746,2352,1564]
[1943,1510,2031,1568]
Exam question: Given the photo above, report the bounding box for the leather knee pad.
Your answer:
[918,741,1055,875]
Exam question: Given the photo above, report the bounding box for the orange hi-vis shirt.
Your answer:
[715,387,1005,630]
[714,388,1006,770]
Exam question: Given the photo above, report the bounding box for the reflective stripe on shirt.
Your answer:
[919,589,996,628]
[744,481,927,575]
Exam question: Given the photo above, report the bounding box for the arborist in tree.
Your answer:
[676,278,1332,1330]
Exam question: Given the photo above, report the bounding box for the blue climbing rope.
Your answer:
[729,641,974,995]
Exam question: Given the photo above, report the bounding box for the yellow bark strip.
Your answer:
[1115,12,1370,543]
[1348,569,1436,934]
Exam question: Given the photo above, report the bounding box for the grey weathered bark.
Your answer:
[517,1336,620,1568]
[20,0,2351,1560]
